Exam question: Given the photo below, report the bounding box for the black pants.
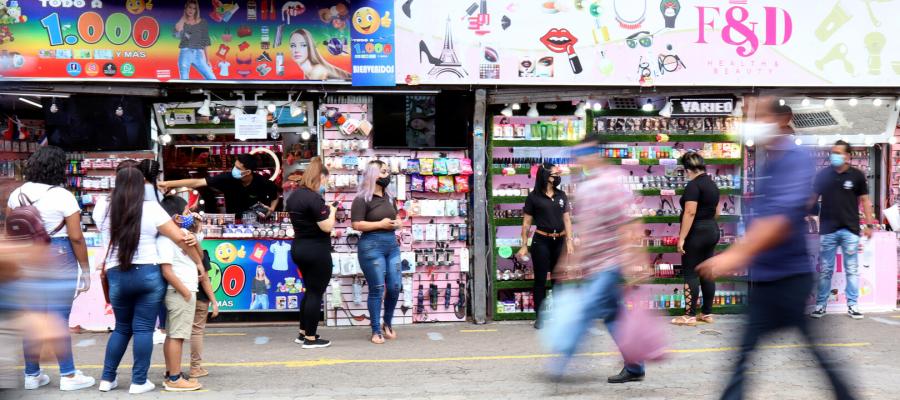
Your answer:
[530,234,565,317]
[682,220,719,315]
[721,273,856,400]
[291,237,332,337]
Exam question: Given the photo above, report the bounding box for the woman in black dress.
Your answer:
[673,152,720,326]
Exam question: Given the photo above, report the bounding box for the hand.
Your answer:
[392,218,403,229]
[157,181,171,193]
[76,274,91,296]
[210,302,220,318]
[566,239,575,255]
[381,11,392,28]
[516,247,529,259]
[380,218,395,230]
[677,238,686,255]
[183,233,198,247]
[180,289,192,303]
[863,226,873,239]
[697,250,750,281]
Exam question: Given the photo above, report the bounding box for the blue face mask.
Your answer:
[231,167,244,179]
[319,186,326,196]
[830,153,846,168]
[178,213,195,230]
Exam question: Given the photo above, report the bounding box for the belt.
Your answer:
[534,229,566,239]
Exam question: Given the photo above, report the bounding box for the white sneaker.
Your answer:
[24,372,50,390]
[60,370,95,391]
[128,381,156,394]
[152,330,167,345]
[98,379,118,392]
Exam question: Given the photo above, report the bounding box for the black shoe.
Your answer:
[294,334,320,344]
[301,338,331,349]
[607,368,645,384]
[533,319,543,329]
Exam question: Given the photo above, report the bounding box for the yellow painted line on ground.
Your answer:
[29,342,870,371]
[460,329,498,333]
[205,333,247,337]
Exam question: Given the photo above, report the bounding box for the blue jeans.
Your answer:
[358,232,401,334]
[23,238,79,377]
[178,48,217,80]
[102,264,165,384]
[817,229,860,307]
[551,267,645,376]
[250,293,269,310]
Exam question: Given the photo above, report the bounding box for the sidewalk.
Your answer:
[6,313,899,399]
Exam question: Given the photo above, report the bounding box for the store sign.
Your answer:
[202,240,303,312]
[350,0,395,86]
[394,0,900,87]
[235,113,267,141]
[670,98,734,116]
[0,1,352,82]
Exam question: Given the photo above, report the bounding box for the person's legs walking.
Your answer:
[530,237,552,319]
[597,268,644,378]
[381,242,402,331]
[816,232,839,308]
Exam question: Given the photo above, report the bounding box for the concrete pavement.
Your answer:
[4,312,899,399]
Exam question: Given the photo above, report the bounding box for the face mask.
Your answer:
[741,123,778,143]
[551,176,561,188]
[231,167,245,179]
[178,213,195,230]
[319,186,327,196]
[830,153,846,168]
[376,176,391,188]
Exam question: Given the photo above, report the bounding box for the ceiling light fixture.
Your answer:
[526,103,539,117]
[825,98,835,107]
[511,103,521,111]
[17,97,42,109]
[658,101,673,118]
[801,98,810,106]
[574,101,587,117]
[642,99,655,112]
[197,92,212,117]
[500,104,513,117]
[848,98,858,106]
[872,98,883,107]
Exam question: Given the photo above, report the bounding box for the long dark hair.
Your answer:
[24,146,66,185]
[109,167,145,271]
[138,159,161,202]
[533,163,556,194]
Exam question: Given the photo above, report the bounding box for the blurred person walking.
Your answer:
[286,157,336,349]
[672,152,720,326]
[699,102,857,400]
[515,163,574,328]
[5,146,95,391]
[809,140,876,320]
[95,167,203,394]
[545,136,650,383]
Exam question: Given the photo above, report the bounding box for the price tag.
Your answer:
[660,189,676,196]
[621,159,640,165]
[659,158,678,166]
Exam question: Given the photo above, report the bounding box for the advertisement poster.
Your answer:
[0,0,351,82]
[350,0,394,86]
[395,0,900,87]
[202,239,304,312]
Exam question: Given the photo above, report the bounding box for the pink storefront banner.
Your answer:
[808,231,898,313]
[70,247,115,331]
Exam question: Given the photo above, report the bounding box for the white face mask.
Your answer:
[742,122,779,144]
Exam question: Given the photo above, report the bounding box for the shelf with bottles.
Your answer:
[592,115,740,135]
[491,115,588,143]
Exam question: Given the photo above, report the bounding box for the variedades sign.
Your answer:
[0,0,355,82]
[670,98,735,116]
[394,0,900,87]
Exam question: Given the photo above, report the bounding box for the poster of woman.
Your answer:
[175,0,216,80]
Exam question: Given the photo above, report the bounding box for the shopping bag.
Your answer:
[538,282,585,354]
[616,287,668,364]
[883,204,899,231]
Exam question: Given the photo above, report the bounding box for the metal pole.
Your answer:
[471,89,488,324]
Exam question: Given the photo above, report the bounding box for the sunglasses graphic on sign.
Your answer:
[626,31,654,49]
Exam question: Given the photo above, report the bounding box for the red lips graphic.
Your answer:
[540,28,578,55]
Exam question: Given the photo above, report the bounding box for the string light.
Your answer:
[801,98,810,106]
[872,98,883,107]
[848,98,858,106]
[824,98,834,107]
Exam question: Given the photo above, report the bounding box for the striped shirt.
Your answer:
[572,166,634,278]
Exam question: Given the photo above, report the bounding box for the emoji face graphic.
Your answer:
[126,0,146,15]
[352,7,380,35]
[215,243,239,263]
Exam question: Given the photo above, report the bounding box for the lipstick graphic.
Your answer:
[539,28,582,74]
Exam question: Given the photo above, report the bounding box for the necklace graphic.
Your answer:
[418,17,468,79]
[614,0,647,30]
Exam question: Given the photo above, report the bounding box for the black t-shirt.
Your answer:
[206,173,279,217]
[814,167,867,235]
[680,173,719,222]
[196,250,213,302]
[351,194,397,233]
[285,187,331,240]
[252,277,268,295]
[523,189,570,233]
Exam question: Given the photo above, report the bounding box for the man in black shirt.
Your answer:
[809,140,875,320]
[160,154,280,219]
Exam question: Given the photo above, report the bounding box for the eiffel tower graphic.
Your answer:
[418,17,468,79]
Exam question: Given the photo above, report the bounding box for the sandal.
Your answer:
[671,315,697,326]
[697,314,714,324]
[383,326,397,340]
[371,333,385,344]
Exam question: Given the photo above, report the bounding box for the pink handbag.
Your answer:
[617,287,668,364]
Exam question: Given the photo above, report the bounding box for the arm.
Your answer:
[197,264,219,318]
[317,205,338,233]
[563,212,574,255]
[516,214,534,258]
[619,221,650,284]
[159,178,208,192]
[860,194,876,237]
[158,221,203,266]
[268,197,280,216]
[64,212,92,295]
[352,218,392,232]
[677,201,698,254]
[161,263,192,301]
[700,214,791,279]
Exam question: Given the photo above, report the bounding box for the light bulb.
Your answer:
[300,130,311,140]
[745,139,754,147]
[50,103,58,113]
[159,134,172,145]
[526,103,539,117]
[267,102,277,113]
[115,106,124,117]
[848,98,858,106]
[206,134,216,141]
[592,102,603,112]
[270,123,280,139]
[574,101,587,117]
[500,104,513,117]
[212,116,221,124]
[779,99,786,106]
[795,138,802,146]
[801,98,810,106]
[825,98,834,107]
[873,98,883,107]
[818,137,827,146]
[642,100,654,112]
[511,103,521,111]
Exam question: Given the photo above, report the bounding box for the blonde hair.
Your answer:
[290,28,350,80]
[300,157,328,192]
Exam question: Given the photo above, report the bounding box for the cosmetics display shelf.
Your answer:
[494,276,746,290]
[492,140,584,148]
[492,188,741,203]
[495,305,747,320]
[605,158,742,166]
[495,215,741,227]
[595,134,735,143]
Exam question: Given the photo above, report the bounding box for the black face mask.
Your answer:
[376,176,391,188]
[550,176,561,188]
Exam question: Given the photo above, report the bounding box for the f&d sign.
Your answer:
[671,98,735,116]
